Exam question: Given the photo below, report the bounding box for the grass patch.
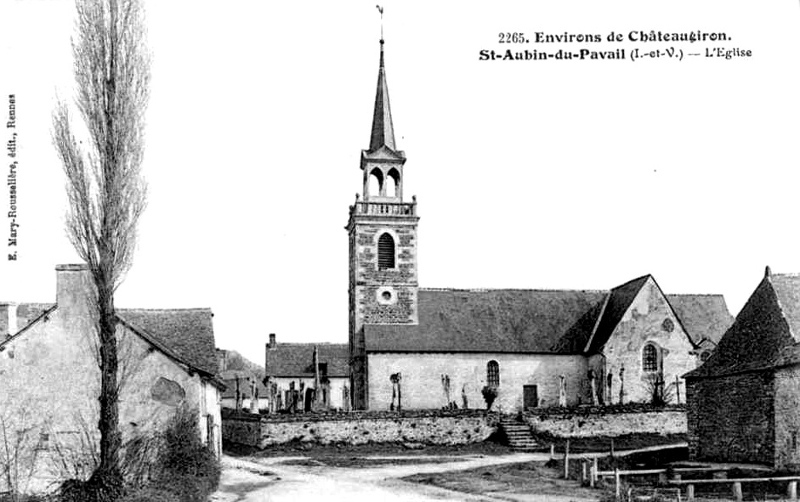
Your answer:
[404,460,600,499]
[532,432,686,454]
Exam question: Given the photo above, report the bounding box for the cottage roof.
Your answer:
[685,272,800,379]
[16,303,55,328]
[265,343,349,378]
[365,278,732,355]
[1,304,220,383]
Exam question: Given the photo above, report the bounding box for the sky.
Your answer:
[1,0,799,367]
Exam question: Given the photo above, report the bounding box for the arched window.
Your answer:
[378,233,395,270]
[386,168,400,197]
[368,169,384,197]
[487,360,500,387]
[642,344,658,372]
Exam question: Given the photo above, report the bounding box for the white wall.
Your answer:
[368,352,589,412]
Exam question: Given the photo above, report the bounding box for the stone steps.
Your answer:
[499,418,539,451]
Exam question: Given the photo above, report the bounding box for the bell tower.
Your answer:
[346,39,419,410]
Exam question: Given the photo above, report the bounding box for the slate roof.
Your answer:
[219,370,269,399]
[585,276,650,353]
[667,294,734,345]
[265,343,349,378]
[118,308,218,377]
[217,350,267,399]
[16,303,55,329]
[368,40,396,153]
[365,278,732,355]
[685,272,800,379]
[365,288,607,353]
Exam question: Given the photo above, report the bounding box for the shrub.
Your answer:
[149,407,220,502]
[481,386,498,411]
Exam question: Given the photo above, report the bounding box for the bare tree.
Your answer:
[52,0,149,496]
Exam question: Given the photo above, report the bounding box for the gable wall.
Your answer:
[602,279,697,404]
[367,352,588,412]
[0,307,219,493]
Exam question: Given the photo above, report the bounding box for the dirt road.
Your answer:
[210,452,599,502]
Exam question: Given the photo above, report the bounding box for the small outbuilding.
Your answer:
[686,267,800,470]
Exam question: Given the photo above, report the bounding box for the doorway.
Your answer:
[523,385,538,409]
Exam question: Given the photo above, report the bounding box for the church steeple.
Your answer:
[359,38,406,201]
[347,28,419,410]
[369,40,396,152]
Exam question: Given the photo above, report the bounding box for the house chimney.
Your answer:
[269,333,276,349]
[56,264,92,314]
[765,265,772,278]
[0,302,18,337]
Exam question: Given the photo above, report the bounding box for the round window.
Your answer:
[662,318,674,332]
[382,291,392,301]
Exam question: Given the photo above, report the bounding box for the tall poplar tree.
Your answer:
[52,0,150,497]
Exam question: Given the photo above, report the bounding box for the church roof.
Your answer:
[365,278,732,355]
[367,40,397,154]
[265,343,349,378]
[584,275,651,353]
[365,288,607,354]
[667,294,733,345]
[686,271,800,379]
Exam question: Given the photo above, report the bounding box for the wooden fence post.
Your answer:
[610,438,615,459]
[789,480,798,501]
[563,440,570,479]
[732,481,742,501]
[582,461,587,485]
[686,483,695,501]
[550,443,555,460]
[614,468,620,501]
[590,458,598,488]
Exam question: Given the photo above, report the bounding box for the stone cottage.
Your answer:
[0,264,223,493]
[686,267,800,471]
[263,334,350,412]
[346,39,733,412]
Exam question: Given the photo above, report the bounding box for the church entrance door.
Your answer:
[523,385,538,409]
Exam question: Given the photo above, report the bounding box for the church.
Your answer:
[345,39,733,412]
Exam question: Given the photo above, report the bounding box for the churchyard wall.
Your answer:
[222,406,686,447]
[523,404,686,438]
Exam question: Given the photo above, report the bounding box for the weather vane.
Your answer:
[376,5,384,40]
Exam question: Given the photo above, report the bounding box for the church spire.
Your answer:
[368,39,396,152]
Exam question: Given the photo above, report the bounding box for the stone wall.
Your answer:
[223,410,498,447]
[771,366,799,471]
[523,406,687,438]
[687,371,774,465]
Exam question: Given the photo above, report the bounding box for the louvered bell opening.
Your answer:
[378,233,395,270]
